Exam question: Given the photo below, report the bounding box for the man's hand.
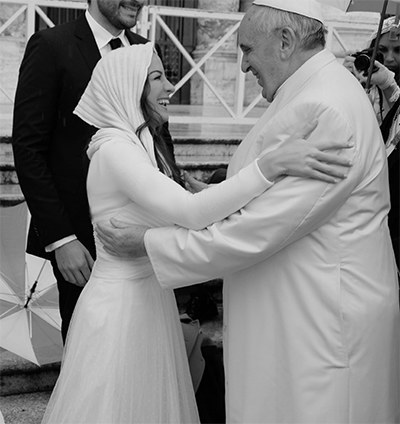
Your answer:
[96,218,148,258]
[55,240,94,287]
[182,171,209,193]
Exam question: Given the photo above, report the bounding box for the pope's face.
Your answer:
[146,53,175,123]
[239,14,285,102]
[90,0,145,34]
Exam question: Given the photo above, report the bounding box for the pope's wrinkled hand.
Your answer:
[96,218,148,258]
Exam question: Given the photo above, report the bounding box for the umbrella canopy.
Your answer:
[348,0,400,14]
[319,0,352,11]
[0,202,62,366]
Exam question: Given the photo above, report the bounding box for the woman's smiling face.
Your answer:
[146,53,175,122]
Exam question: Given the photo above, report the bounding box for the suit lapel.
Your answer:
[125,29,148,45]
[74,15,101,72]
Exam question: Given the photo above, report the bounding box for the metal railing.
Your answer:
[0,0,376,125]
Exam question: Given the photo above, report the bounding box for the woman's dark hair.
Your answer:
[136,78,184,187]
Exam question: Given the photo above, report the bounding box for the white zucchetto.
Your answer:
[252,0,325,24]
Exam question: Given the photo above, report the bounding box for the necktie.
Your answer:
[109,38,123,50]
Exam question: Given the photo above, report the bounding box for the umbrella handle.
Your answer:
[365,0,389,91]
[24,280,38,308]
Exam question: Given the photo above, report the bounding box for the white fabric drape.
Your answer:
[74,42,157,167]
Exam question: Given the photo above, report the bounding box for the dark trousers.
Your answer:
[50,257,83,343]
[196,345,226,424]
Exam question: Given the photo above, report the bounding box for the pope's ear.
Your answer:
[277,27,297,59]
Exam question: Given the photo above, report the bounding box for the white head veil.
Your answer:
[74,42,157,166]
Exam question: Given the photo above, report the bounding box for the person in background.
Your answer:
[343,16,399,269]
[96,1,400,422]
[380,80,400,271]
[12,0,149,342]
[343,16,400,122]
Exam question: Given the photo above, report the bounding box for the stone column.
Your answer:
[190,0,241,107]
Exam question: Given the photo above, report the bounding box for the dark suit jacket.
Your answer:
[380,101,400,267]
[386,145,399,267]
[12,15,149,259]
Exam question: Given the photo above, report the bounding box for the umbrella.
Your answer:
[348,0,400,14]
[0,202,63,366]
[319,0,352,11]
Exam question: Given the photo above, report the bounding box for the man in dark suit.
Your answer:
[380,100,400,271]
[12,0,149,341]
[388,146,399,270]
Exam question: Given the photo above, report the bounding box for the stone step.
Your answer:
[0,161,227,207]
[1,390,51,424]
[0,136,12,162]
[0,136,234,206]
[0,184,23,207]
[0,160,227,186]
[0,136,236,174]
[173,137,240,159]
[0,132,237,205]
[0,161,18,185]
[0,142,238,165]
[178,160,227,182]
[0,349,60,397]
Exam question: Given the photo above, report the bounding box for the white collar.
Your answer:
[274,49,336,104]
[85,10,127,51]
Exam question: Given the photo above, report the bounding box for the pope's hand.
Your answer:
[96,218,148,258]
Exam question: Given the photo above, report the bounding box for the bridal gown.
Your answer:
[41,134,272,424]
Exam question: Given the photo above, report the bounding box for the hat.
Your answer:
[367,16,400,46]
[253,0,325,24]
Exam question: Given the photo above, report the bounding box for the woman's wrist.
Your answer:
[257,149,285,181]
[384,82,400,104]
[378,71,400,105]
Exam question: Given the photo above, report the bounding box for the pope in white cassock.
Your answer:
[97,0,400,422]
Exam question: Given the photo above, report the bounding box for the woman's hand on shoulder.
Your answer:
[257,137,353,184]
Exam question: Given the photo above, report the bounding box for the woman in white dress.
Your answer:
[41,43,351,424]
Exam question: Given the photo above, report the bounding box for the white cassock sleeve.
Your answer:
[145,107,363,288]
[97,139,273,230]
